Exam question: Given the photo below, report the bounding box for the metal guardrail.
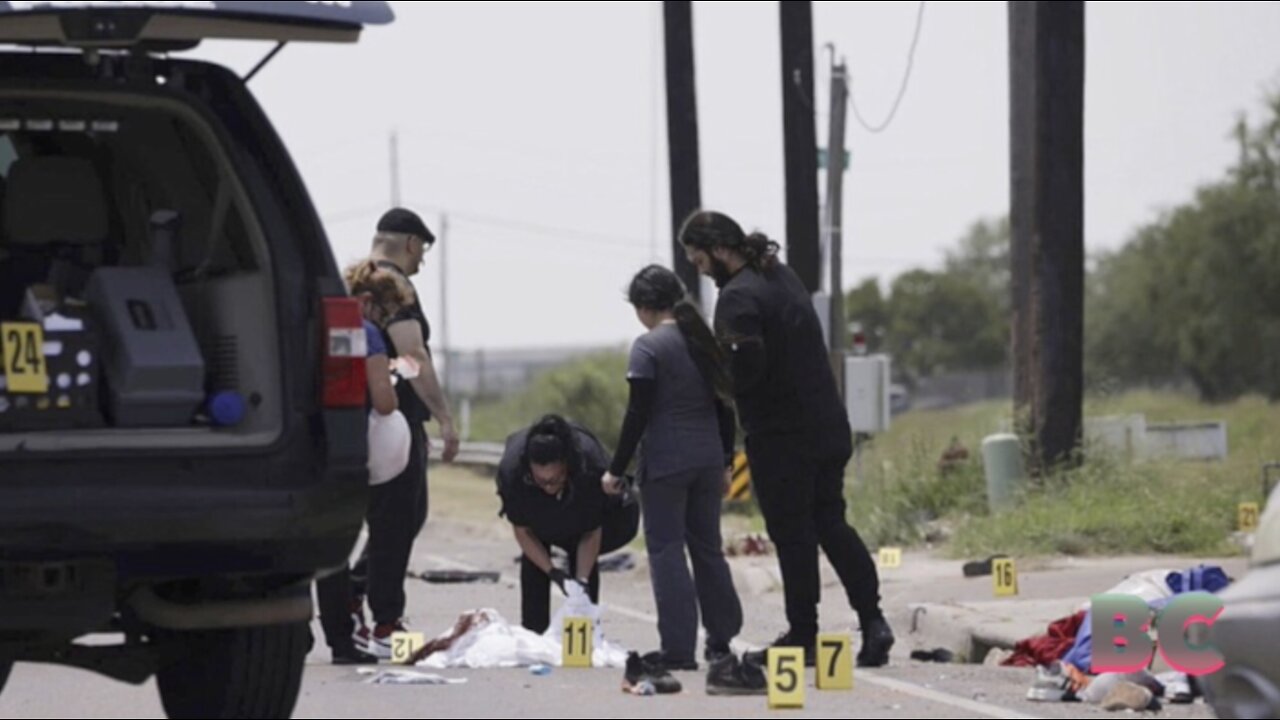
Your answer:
[427,440,504,468]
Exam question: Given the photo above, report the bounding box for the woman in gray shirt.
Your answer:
[602,264,746,679]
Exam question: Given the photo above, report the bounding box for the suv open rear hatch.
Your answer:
[0,1,393,50]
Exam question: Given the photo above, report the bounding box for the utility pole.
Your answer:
[780,0,821,294]
[824,53,850,393]
[389,129,401,207]
[664,0,702,304]
[1009,0,1085,472]
[650,1,662,265]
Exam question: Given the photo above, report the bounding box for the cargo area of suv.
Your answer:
[0,3,394,718]
[0,89,285,450]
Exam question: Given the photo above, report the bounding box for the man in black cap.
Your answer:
[372,207,457,461]
[351,207,461,659]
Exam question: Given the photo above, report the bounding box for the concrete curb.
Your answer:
[892,598,1086,664]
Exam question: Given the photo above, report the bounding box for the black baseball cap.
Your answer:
[377,207,435,245]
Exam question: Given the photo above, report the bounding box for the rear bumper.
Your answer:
[0,463,367,580]
[0,409,369,577]
[0,462,366,639]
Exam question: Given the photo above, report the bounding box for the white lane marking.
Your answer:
[857,674,1043,720]
[419,552,1043,720]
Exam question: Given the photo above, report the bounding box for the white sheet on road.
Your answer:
[415,583,630,670]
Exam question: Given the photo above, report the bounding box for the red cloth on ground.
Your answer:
[1001,611,1087,668]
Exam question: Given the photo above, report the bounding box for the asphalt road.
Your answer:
[0,468,1241,719]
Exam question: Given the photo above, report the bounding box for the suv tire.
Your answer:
[156,622,308,719]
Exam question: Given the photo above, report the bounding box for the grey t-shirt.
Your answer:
[627,322,724,480]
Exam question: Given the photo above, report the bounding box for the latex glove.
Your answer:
[549,568,569,596]
[601,472,626,496]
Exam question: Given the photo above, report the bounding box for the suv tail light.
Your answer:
[323,298,367,408]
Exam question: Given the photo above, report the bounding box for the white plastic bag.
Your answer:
[549,581,603,644]
[367,409,411,485]
[545,582,628,667]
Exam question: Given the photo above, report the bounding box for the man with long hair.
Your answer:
[679,210,895,669]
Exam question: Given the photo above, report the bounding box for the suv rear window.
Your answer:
[0,98,259,312]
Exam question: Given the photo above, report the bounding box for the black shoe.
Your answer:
[332,645,380,666]
[704,642,733,666]
[857,617,895,668]
[623,651,683,694]
[706,653,768,696]
[742,631,816,668]
[962,554,1009,578]
[643,650,698,672]
[909,647,955,664]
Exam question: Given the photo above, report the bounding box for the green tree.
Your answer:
[885,270,1007,382]
[1084,224,1181,391]
[514,352,630,449]
[944,216,1011,316]
[844,277,889,353]
[1087,89,1280,401]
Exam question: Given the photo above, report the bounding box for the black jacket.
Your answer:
[496,422,632,546]
[714,262,847,437]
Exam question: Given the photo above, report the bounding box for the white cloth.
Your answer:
[359,669,467,686]
[1081,569,1177,612]
[415,590,629,670]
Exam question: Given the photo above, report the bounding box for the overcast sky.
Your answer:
[185,1,1280,352]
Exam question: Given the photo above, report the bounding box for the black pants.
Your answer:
[519,501,638,635]
[640,465,743,663]
[520,540,602,636]
[746,423,882,640]
[315,564,357,652]
[351,420,429,626]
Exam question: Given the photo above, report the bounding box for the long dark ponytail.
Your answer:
[678,210,780,271]
[628,264,731,400]
[673,300,732,401]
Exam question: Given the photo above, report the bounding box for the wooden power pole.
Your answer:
[780,1,821,293]
[1009,0,1086,472]
[664,0,702,304]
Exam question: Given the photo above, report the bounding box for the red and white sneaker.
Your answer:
[369,619,410,660]
[351,596,372,652]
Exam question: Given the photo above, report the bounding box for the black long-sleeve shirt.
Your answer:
[714,262,847,437]
[609,377,736,478]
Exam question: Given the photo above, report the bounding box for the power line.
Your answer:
[321,203,386,226]
[320,203,648,253]
[295,124,640,177]
[849,0,926,134]
[446,211,646,251]
[322,204,386,226]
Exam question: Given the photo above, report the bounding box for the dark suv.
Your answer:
[0,3,393,717]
